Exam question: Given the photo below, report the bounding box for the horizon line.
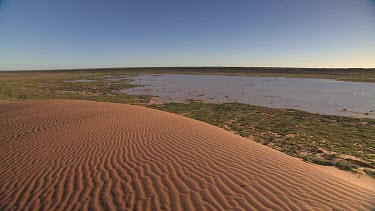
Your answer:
[1,66,375,72]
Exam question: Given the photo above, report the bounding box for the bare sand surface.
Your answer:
[310,163,375,192]
[0,100,374,210]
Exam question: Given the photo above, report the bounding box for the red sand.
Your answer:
[0,100,374,210]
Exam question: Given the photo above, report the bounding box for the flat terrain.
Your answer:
[0,100,374,210]
[125,74,375,118]
[1,67,375,82]
[1,69,375,177]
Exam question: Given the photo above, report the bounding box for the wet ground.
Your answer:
[122,74,375,118]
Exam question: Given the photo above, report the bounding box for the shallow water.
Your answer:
[65,79,95,83]
[122,74,375,118]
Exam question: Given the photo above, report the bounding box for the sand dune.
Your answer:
[0,100,374,210]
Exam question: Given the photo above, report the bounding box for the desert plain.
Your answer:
[1,68,375,210]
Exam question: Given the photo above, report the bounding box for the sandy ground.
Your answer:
[310,163,375,192]
[0,100,374,211]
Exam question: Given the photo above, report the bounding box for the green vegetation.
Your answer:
[364,169,375,178]
[1,67,375,82]
[0,72,151,104]
[1,69,375,177]
[301,156,355,171]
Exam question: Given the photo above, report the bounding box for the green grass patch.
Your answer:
[1,67,375,82]
[364,169,375,178]
[302,156,356,171]
[0,75,151,104]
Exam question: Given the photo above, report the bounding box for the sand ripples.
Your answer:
[0,100,374,210]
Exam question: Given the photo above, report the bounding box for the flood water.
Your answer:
[122,74,375,118]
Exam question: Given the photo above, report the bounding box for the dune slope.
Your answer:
[0,100,374,210]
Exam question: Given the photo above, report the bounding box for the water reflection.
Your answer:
[122,74,375,118]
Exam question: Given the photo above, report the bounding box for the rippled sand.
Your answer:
[1,100,374,210]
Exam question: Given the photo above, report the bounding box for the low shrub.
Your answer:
[335,161,354,171]
[302,156,355,171]
[364,169,375,178]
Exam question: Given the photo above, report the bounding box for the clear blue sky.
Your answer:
[0,0,374,70]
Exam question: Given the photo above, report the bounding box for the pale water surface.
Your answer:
[122,74,375,118]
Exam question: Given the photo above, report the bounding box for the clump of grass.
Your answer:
[335,160,355,171]
[302,156,355,171]
[323,153,338,160]
[364,169,375,178]
[302,156,336,166]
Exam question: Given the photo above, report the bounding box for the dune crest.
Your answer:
[0,100,374,210]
